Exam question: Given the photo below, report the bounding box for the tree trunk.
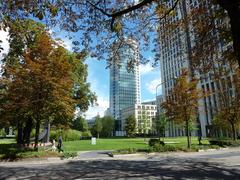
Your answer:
[23,118,33,146]
[34,120,40,151]
[186,120,191,149]
[230,122,237,141]
[218,0,240,67]
[97,132,99,139]
[17,121,23,145]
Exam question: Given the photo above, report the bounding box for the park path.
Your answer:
[0,148,240,179]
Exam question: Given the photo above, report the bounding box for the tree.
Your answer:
[0,0,239,68]
[125,115,136,137]
[212,68,240,140]
[93,116,102,139]
[155,113,168,141]
[161,69,202,149]
[72,116,89,132]
[0,19,96,149]
[101,116,114,137]
[139,110,151,135]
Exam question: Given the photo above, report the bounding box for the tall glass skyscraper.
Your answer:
[110,38,141,135]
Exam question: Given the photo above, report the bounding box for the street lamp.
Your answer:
[155,76,178,113]
[155,77,177,137]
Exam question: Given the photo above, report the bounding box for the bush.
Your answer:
[152,144,177,152]
[0,129,6,137]
[148,138,165,147]
[114,148,137,154]
[81,131,92,137]
[61,151,78,159]
[209,139,240,147]
[50,129,82,142]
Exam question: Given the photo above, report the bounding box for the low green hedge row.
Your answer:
[148,138,165,147]
[50,129,91,141]
[209,139,240,147]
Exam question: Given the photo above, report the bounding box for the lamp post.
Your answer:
[155,77,177,137]
[155,77,177,114]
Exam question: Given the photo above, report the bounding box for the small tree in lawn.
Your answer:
[101,116,115,137]
[93,116,102,139]
[213,68,240,140]
[139,110,150,142]
[162,69,202,149]
[155,113,168,141]
[72,116,89,132]
[125,115,136,137]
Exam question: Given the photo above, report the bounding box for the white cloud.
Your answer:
[140,63,155,75]
[55,38,72,51]
[84,97,109,119]
[0,30,9,60]
[146,78,161,94]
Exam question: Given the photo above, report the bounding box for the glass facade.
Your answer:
[110,39,140,131]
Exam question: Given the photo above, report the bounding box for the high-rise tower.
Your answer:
[109,38,141,135]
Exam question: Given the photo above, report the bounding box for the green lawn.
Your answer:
[0,138,59,160]
[63,138,149,152]
[0,136,213,160]
[63,136,210,152]
[0,138,16,144]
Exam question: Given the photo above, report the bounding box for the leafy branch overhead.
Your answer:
[2,0,239,68]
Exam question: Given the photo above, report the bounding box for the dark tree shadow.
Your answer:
[0,158,239,179]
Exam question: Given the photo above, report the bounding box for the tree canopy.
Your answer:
[0,19,96,147]
[0,0,239,68]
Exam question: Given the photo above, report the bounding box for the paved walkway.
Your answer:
[0,147,239,179]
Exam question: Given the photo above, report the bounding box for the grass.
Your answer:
[0,136,224,160]
[0,138,59,161]
[63,136,212,153]
[63,138,149,152]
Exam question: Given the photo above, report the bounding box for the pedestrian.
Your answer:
[52,139,56,152]
[57,136,63,152]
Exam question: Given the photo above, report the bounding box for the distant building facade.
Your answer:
[121,103,157,134]
[158,0,235,137]
[109,38,141,136]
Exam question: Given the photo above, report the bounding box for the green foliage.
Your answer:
[92,116,102,138]
[0,129,6,137]
[50,129,81,142]
[114,148,137,155]
[81,131,92,137]
[138,110,151,134]
[209,139,240,147]
[155,113,168,137]
[148,138,165,147]
[125,115,136,137]
[101,116,114,137]
[61,151,78,159]
[0,19,96,146]
[151,144,178,152]
[72,116,89,132]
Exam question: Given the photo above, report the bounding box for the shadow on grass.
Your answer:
[0,143,36,161]
[0,158,239,179]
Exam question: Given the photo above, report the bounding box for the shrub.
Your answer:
[81,131,92,137]
[0,129,6,137]
[61,151,78,159]
[148,138,165,147]
[152,144,177,152]
[50,129,82,142]
[209,139,240,147]
[114,148,137,154]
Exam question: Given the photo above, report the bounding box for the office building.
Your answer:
[109,38,141,136]
[157,0,233,137]
[121,103,157,134]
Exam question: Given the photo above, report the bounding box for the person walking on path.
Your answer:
[57,136,63,153]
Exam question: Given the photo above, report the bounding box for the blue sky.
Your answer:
[0,29,162,119]
[84,56,161,119]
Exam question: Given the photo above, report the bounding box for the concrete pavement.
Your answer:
[0,147,239,179]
